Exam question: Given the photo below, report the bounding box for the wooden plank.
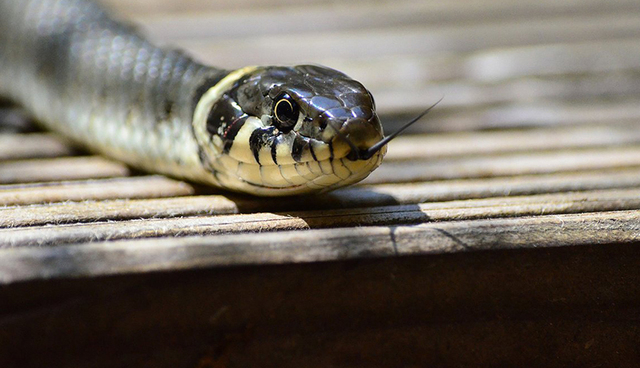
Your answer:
[0,196,239,227]
[332,41,640,113]
[3,188,640,247]
[0,212,310,247]
[385,123,640,160]
[459,40,640,82]
[330,39,640,88]
[0,133,73,160]
[0,156,129,184]
[374,73,640,114]
[1,167,640,227]
[234,168,640,212]
[383,100,640,133]
[366,146,640,184]
[176,15,640,67]
[360,168,640,203]
[129,2,640,41]
[0,176,194,206]
[104,0,640,20]
[1,209,639,282]
[2,186,637,228]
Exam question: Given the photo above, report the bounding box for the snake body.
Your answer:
[0,0,386,196]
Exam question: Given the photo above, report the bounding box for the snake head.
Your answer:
[235,65,385,159]
[193,65,386,196]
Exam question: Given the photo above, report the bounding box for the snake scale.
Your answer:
[0,0,430,196]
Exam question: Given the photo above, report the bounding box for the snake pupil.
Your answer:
[273,92,299,132]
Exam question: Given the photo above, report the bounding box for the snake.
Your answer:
[0,0,432,196]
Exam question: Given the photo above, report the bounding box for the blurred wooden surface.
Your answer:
[2,0,640,367]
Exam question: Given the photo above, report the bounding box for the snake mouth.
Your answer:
[216,151,385,196]
[221,116,368,167]
[209,116,386,194]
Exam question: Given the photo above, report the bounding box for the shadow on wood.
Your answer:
[1,242,639,368]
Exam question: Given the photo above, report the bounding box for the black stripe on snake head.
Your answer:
[206,93,245,138]
[291,134,310,162]
[222,116,248,154]
[249,126,277,165]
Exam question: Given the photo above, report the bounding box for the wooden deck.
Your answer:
[2,0,640,366]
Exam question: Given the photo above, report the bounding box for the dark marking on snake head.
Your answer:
[291,134,310,162]
[271,136,279,165]
[328,141,334,160]
[308,141,318,162]
[249,126,277,164]
[222,116,248,154]
[206,94,244,138]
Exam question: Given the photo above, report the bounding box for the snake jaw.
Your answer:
[204,116,385,195]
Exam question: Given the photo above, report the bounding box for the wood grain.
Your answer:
[367,146,640,184]
[129,0,639,14]
[0,186,635,228]
[0,133,75,160]
[0,176,194,206]
[385,123,640,160]
[3,0,640,366]
[3,188,640,247]
[2,209,639,282]
[0,156,129,184]
[0,195,239,227]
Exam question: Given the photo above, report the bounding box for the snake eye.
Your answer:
[273,92,299,132]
